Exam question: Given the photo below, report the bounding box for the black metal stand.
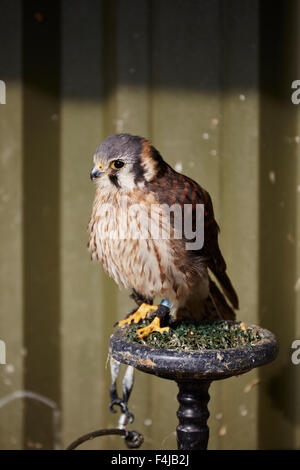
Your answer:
[109,324,278,450]
[176,380,211,450]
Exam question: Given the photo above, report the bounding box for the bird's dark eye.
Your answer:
[110,160,124,170]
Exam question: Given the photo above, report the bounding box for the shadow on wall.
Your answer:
[0,0,298,448]
[258,0,299,449]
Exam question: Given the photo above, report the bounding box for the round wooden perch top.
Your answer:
[109,325,278,382]
[110,324,278,450]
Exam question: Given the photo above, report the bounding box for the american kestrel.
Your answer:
[88,134,238,338]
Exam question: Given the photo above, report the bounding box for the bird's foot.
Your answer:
[136,316,170,339]
[118,303,158,327]
[136,300,171,338]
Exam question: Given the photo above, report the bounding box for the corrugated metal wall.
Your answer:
[0,0,299,450]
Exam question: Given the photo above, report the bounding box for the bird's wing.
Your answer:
[148,165,239,310]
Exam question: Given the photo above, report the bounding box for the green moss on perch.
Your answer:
[124,320,262,350]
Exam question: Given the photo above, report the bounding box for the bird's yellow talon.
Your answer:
[118,303,158,327]
[136,316,170,338]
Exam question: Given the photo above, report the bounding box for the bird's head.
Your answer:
[90,133,166,192]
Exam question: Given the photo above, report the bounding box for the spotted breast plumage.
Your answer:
[88,133,238,337]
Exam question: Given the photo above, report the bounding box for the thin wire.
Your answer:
[66,428,127,450]
[66,428,143,450]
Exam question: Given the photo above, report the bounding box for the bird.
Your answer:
[88,133,238,338]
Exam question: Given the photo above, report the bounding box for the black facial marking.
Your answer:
[132,140,145,185]
[151,147,168,178]
[133,158,145,185]
[109,173,121,188]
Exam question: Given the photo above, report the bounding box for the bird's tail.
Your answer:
[205,278,236,321]
[210,268,239,310]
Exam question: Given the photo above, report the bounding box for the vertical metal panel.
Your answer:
[0,0,299,450]
[60,0,115,450]
[217,0,260,449]
[22,0,61,449]
[296,4,300,449]
[259,0,300,449]
[0,0,24,450]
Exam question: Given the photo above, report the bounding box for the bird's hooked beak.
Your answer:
[90,165,104,181]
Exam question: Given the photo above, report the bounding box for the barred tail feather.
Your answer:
[211,269,239,310]
[205,278,236,321]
